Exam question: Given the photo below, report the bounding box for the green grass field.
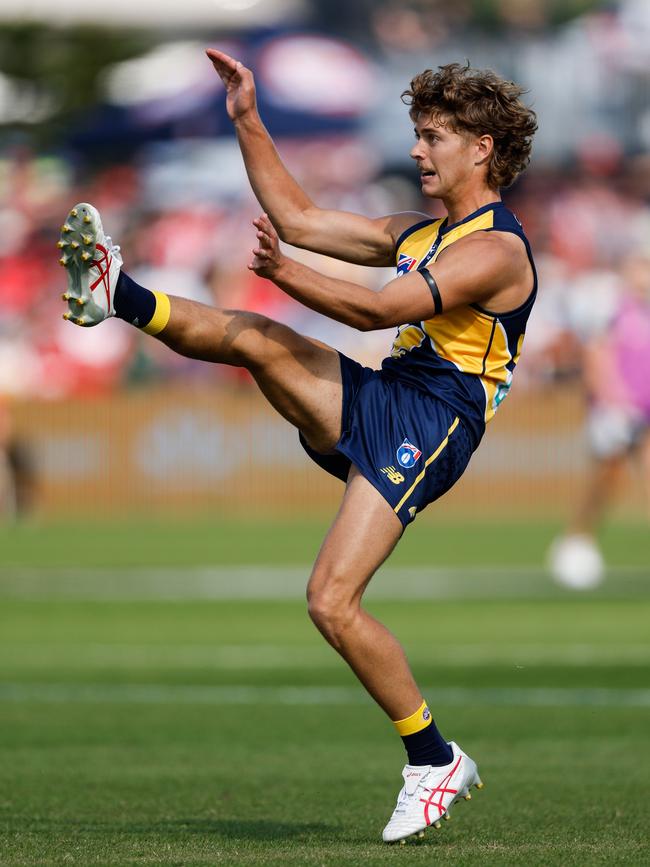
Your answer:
[1,515,649,568]
[0,518,648,865]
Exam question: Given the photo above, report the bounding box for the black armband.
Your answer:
[418,267,443,316]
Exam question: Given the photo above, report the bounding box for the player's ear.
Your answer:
[475,134,494,166]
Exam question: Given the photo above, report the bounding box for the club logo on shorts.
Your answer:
[397,253,417,276]
[396,439,422,469]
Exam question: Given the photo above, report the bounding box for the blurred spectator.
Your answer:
[548,249,650,589]
[0,398,35,520]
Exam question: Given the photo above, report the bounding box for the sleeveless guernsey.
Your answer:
[381,201,537,447]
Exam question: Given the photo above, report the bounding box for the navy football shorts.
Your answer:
[300,352,475,528]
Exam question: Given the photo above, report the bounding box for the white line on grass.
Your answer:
[1,683,649,707]
[0,565,647,600]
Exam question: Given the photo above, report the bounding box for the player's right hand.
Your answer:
[205,48,257,121]
[249,214,284,279]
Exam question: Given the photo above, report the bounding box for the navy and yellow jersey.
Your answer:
[381,201,537,448]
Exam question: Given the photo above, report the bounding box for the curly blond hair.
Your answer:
[402,63,537,189]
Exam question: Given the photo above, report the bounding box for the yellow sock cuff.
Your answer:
[393,700,432,737]
[142,290,171,336]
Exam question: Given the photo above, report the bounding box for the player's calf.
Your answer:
[58,202,272,361]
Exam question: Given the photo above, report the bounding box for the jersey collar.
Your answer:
[440,200,504,236]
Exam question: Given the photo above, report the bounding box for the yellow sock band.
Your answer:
[393,700,432,737]
[142,290,171,336]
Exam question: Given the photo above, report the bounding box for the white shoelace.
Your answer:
[395,787,418,813]
[105,235,121,256]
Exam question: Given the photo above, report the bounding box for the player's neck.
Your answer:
[442,188,501,226]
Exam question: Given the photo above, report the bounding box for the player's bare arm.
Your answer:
[206,48,426,266]
[251,214,531,329]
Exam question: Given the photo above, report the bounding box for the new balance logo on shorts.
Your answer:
[380,466,405,485]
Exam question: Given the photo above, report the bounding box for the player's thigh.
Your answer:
[308,466,403,611]
[244,316,344,453]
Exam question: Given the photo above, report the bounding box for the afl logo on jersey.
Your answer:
[397,253,417,276]
[396,439,422,468]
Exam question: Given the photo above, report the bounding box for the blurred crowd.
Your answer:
[0,141,402,399]
[0,142,649,400]
[0,0,648,401]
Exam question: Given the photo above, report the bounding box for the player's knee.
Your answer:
[308,596,355,647]
[307,569,358,646]
[235,312,310,372]
[227,311,277,368]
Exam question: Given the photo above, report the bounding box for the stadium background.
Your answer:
[1,0,650,522]
[0,1,648,864]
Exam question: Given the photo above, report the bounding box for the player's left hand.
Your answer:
[206,48,257,121]
[249,214,284,278]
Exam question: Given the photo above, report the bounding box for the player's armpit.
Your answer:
[371,233,525,328]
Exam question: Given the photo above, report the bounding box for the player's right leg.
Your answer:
[58,202,343,451]
[306,467,483,843]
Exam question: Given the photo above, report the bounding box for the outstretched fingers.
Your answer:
[249,215,282,274]
[253,214,277,249]
[205,48,243,83]
[253,213,273,231]
[206,48,256,120]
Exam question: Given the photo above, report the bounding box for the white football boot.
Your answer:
[58,203,123,326]
[382,742,483,844]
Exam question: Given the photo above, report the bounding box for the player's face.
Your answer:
[409,113,482,198]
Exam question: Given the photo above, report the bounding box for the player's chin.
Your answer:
[420,174,442,195]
